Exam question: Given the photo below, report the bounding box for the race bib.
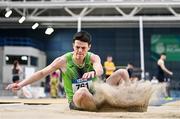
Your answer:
[72,78,93,93]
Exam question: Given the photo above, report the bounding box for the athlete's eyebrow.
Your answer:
[76,46,86,49]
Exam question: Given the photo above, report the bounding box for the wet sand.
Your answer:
[0,98,180,119]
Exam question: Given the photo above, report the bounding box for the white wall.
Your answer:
[2,46,46,86]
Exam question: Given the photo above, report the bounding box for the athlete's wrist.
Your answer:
[91,70,96,76]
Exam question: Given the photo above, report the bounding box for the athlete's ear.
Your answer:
[88,44,91,50]
[72,43,75,49]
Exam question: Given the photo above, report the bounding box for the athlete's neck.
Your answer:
[72,55,85,66]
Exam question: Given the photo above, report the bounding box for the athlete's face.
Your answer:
[73,40,91,60]
[161,55,166,60]
[107,56,112,62]
[163,55,166,60]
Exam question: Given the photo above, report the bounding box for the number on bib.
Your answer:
[72,78,92,93]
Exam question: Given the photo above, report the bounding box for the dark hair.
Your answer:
[128,62,134,66]
[160,53,166,57]
[73,31,92,45]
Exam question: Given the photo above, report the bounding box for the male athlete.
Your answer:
[6,31,129,111]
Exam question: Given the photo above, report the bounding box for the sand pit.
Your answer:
[92,81,154,112]
[0,98,67,105]
[1,81,179,118]
[0,98,180,119]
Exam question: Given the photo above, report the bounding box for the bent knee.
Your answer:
[73,87,90,101]
[75,87,89,94]
[116,69,128,76]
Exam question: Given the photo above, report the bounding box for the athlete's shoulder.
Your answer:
[52,52,72,69]
[158,59,164,63]
[89,52,101,62]
[88,52,99,57]
[64,52,73,56]
[52,54,66,63]
[157,59,164,66]
[54,52,72,63]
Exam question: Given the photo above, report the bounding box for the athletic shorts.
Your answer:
[105,75,110,79]
[157,75,165,82]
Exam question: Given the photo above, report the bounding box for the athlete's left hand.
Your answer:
[82,71,96,79]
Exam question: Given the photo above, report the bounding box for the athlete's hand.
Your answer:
[169,71,173,76]
[5,83,22,92]
[82,71,96,79]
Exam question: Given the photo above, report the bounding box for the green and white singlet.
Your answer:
[62,52,97,103]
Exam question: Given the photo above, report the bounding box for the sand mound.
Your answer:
[93,80,155,112]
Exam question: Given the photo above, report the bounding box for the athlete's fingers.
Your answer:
[86,73,90,78]
[6,83,21,91]
[82,73,88,79]
[5,84,15,90]
[90,71,95,78]
[5,85,10,90]
[82,71,95,79]
[82,72,91,79]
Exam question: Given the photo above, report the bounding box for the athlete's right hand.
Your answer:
[169,72,173,76]
[81,71,96,79]
[5,83,21,92]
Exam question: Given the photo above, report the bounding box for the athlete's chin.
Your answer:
[77,54,84,57]
[77,55,85,60]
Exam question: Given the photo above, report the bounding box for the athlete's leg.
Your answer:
[166,82,171,97]
[106,69,130,85]
[73,87,96,111]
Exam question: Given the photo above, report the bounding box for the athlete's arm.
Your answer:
[91,54,104,76]
[6,55,66,91]
[158,60,173,75]
[81,53,103,79]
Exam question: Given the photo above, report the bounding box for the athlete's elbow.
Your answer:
[100,69,104,75]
